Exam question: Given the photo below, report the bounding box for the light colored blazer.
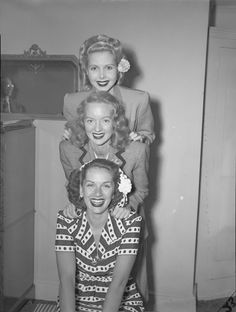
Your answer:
[59,140,149,214]
[63,85,155,144]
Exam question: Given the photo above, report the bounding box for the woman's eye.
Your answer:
[103,184,112,189]
[85,119,94,124]
[106,65,115,71]
[86,183,94,188]
[89,66,97,71]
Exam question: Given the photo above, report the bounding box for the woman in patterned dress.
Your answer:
[59,91,149,300]
[55,158,144,312]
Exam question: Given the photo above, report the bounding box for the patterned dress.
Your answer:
[55,210,144,312]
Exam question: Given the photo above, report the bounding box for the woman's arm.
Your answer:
[59,140,81,180]
[128,143,150,212]
[103,254,136,312]
[56,251,76,312]
[136,92,155,144]
[55,212,77,311]
[103,214,142,312]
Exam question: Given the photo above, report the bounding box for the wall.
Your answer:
[215,3,236,29]
[0,1,210,311]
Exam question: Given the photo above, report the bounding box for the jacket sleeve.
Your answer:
[59,140,80,180]
[128,143,150,212]
[63,93,78,121]
[135,92,155,144]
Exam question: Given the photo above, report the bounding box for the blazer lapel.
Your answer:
[112,148,126,170]
[79,144,92,165]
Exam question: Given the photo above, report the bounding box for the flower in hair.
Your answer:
[116,169,132,209]
[117,58,130,73]
[118,169,132,195]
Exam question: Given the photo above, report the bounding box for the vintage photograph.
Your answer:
[0,1,235,312]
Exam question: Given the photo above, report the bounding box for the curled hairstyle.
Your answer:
[79,34,127,90]
[66,91,130,150]
[67,159,124,210]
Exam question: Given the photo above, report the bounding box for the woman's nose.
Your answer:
[95,186,102,196]
[99,68,104,79]
[95,120,101,131]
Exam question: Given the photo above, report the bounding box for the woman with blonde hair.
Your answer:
[63,34,155,145]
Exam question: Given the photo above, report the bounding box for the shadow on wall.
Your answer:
[121,46,143,88]
[122,46,163,310]
[145,96,163,310]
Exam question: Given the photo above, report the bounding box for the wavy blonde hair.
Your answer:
[79,34,127,91]
[65,91,130,150]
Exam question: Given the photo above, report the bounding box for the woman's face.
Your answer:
[81,166,114,215]
[87,51,118,92]
[84,102,114,146]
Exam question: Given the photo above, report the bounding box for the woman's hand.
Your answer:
[63,203,79,219]
[62,128,72,141]
[111,206,131,219]
[129,131,144,142]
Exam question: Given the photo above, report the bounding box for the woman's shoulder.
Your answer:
[57,209,84,226]
[122,211,143,229]
[57,210,78,226]
[110,211,143,232]
[59,139,84,153]
[118,85,149,99]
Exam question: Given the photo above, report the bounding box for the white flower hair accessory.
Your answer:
[116,169,132,208]
[117,58,130,73]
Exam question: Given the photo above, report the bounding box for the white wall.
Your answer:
[215,3,236,29]
[0,1,210,311]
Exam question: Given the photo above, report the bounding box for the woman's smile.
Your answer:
[84,102,114,146]
[81,166,115,216]
[92,132,105,140]
[90,198,105,207]
[96,80,110,87]
[87,51,118,92]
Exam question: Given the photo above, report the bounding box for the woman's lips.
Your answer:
[96,80,109,87]
[92,133,104,139]
[90,199,105,207]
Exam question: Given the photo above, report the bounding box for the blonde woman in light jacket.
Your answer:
[63,34,155,145]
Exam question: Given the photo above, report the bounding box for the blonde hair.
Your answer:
[79,34,127,91]
[65,91,130,150]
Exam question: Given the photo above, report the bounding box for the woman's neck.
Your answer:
[89,140,111,158]
[86,210,108,230]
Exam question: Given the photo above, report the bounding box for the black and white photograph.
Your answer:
[0,1,235,312]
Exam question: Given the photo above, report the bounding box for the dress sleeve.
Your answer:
[136,92,155,144]
[55,211,76,252]
[118,214,143,256]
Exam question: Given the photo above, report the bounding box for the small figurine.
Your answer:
[1,77,25,113]
[1,77,15,112]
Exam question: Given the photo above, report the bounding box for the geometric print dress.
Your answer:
[55,210,145,312]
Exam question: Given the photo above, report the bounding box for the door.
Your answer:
[196,28,236,299]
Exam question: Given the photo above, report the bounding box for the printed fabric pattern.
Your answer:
[55,211,144,312]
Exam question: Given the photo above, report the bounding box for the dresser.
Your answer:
[1,120,35,312]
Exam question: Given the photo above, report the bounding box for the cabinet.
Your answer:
[0,45,79,309]
[1,44,79,116]
[0,120,35,312]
